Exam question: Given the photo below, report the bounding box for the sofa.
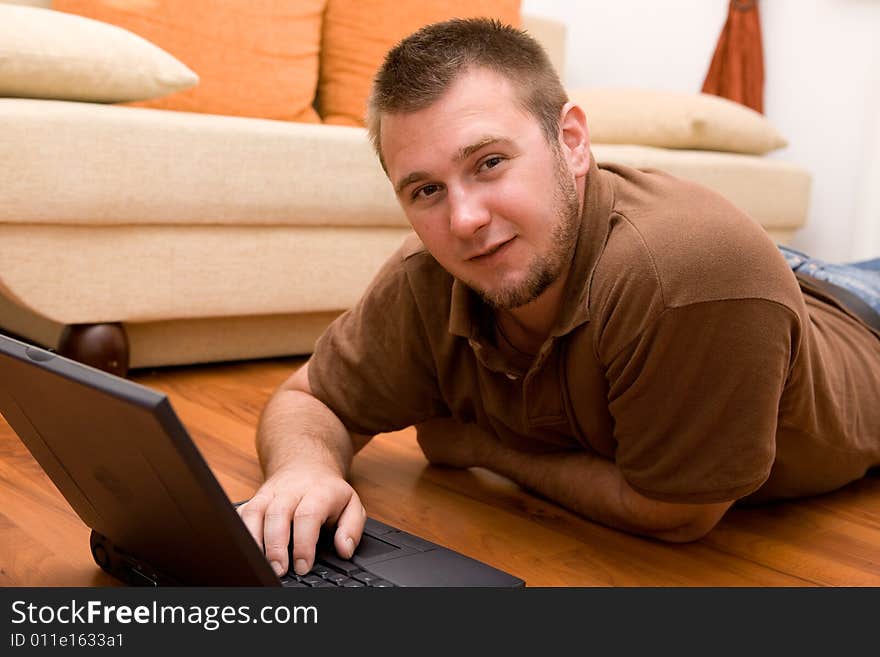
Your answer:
[0,0,812,375]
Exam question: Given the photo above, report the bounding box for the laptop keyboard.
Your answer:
[280,553,394,588]
[280,519,411,587]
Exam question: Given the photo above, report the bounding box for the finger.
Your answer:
[291,499,330,576]
[334,493,367,559]
[237,495,269,552]
[262,497,296,577]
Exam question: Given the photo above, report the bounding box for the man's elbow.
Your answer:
[644,502,733,543]
[619,482,733,543]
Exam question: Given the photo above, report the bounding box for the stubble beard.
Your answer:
[472,157,581,311]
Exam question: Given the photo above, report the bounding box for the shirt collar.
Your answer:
[449,153,614,341]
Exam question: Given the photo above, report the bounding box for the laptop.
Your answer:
[0,334,524,588]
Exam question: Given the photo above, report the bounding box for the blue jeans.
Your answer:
[778,246,880,316]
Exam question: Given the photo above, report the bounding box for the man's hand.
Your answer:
[415,417,497,469]
[246,359,371,577]
[236,465,366,577]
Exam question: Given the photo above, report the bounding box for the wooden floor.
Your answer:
[2,355,880,587]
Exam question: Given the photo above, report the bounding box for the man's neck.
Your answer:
[494,265,571,355]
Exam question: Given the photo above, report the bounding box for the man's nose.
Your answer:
[447,187,490,239]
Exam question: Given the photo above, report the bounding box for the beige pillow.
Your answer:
[0,3,198,102]
[569,88,787,155]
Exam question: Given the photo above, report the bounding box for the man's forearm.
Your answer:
[257,389,355,479]
[475,438,727,542]
[245,383,367,575]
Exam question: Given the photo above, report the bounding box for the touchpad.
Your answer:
[353,534,400,560]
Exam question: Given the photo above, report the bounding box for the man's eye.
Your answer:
[481,156,504,171]
[414,184,441,200]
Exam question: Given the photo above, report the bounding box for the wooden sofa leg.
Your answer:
[58,323,130,377]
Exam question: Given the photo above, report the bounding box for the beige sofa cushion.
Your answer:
[0,98,810,232]
[0,98,401,228]
[570,88,788,155]
[0,3,197,102]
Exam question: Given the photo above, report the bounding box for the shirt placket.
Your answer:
[521,340,559,431]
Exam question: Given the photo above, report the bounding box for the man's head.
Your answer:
[367,18,568,170]
[370,18,591,311]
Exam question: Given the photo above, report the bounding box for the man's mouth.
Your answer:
[467,237,515,261]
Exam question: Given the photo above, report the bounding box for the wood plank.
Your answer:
[703,482,880,586]
[0,510,117,587]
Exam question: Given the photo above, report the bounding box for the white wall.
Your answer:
[522,0,880,262]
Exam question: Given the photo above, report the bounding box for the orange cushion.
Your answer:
[318,0,521,126]
[52,0,325,123]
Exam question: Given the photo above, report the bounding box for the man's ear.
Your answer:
[559,101,590,177]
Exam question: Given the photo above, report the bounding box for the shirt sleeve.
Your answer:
[603,298,799,504]
[307,246,449,436]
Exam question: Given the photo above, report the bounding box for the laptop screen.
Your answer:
[0,335,278,586]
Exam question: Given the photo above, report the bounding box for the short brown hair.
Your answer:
[367,18,568,170]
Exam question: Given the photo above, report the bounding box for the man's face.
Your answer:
[380,67,582,310]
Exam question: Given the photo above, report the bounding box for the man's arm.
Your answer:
[238,361,373,577]
[416,419,733,542]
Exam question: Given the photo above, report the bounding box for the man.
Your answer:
[238,18,880,579]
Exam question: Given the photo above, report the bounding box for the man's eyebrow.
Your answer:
[395,171,430,196]
[455,136,510,163]
[394,137,512,196]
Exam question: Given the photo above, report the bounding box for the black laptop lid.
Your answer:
[0,335,278,586]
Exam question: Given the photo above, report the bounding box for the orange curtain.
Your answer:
[702,0,765,113]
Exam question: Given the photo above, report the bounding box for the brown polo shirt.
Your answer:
[309,157,880,505]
